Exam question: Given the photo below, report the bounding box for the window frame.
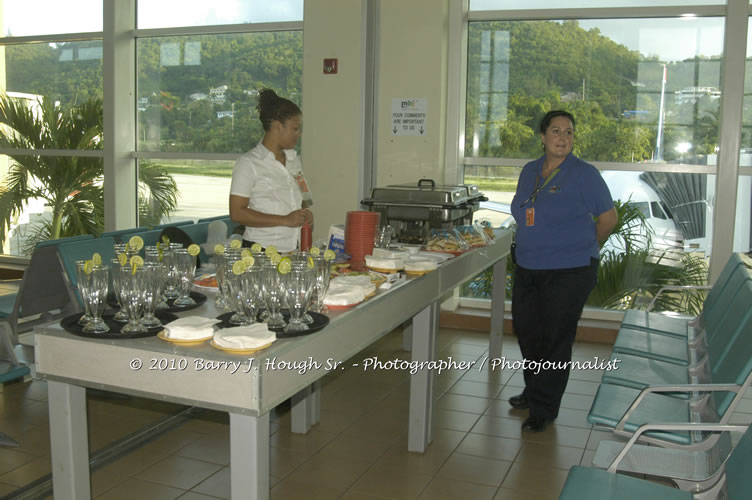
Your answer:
[447,0,752,294]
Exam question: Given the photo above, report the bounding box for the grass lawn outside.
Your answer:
[150,160,519,192]
[152,159,235,178]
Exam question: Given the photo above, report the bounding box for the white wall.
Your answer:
[376,1,449,186]
[302,0,450,243]
[302,0,366,244]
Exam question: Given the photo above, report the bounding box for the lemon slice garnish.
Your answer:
[242,255,255,267]
[128,235,144,252]
[241,248,252,258]
[232,260,247,275]
[250,243,262,253]
[277,257,292,275]
[269,252,281,264]
[309,246,320,257]
[323,249,336,261]
[265,245,277,257]
[229,239,242,249]
[307,256,315,269]
[83,260,94,275]
[117,252,128,266]
[130,255,144,268]
[187,243,200,257]
[214,243,225,255]
[91,252,102,266]
[161,235,170,245]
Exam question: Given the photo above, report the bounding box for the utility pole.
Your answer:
[655,64,667,161]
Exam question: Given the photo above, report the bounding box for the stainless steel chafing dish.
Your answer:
[361,179,487,244]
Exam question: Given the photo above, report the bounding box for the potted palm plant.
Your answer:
[0,94,178,254]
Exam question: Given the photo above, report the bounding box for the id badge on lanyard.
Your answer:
[524,168,559,227]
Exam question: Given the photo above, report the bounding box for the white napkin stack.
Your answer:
[324,275,376,306]
[164,317,218,340]
[214,323,276,349]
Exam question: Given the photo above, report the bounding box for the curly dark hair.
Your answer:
[539,110,575,134]
[256,88,301,131]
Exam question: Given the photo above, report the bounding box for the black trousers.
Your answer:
[511,258,598,420]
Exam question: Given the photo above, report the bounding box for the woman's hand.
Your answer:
[286,208,310,227]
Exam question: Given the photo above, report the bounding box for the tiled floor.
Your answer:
[1,327,750,499]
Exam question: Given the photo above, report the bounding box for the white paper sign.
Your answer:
[391,98,427,136]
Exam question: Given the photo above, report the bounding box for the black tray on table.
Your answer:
[60,311,179,339]
[215,310,330,338]
[108,291,207,313]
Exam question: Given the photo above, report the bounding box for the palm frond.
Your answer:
[138,161,179,226]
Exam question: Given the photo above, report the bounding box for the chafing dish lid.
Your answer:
[364,179,480,207]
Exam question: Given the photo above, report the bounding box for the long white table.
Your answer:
[35,230,511,500]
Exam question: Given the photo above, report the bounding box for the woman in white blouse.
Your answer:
[229,88,313,252]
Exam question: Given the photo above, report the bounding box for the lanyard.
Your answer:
[519,167,560,207]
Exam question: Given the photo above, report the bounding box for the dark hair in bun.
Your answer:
[256,88,301,131]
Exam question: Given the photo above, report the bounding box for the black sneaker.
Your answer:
[521,416,550,432]
[509,393,529,410]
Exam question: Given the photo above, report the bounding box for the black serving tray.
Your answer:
[108,291,207,313]
[215,310,330,339]
[60,311,179,339]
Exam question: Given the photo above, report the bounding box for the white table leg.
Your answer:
[489,256,507,360]
[402,320,413,351]
[48,381,90,500]
[291,380,320,434]
[230,412,270,500]
[408,302,437,452]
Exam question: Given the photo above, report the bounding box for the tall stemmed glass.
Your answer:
[118,265,147,334]
[311,255,331,313]
[284,263,314,333]
[223,253,251,325]
[145,246,169,310]
[262,260,286,329]
[172,248,197,307]
[213,247,227,310]
[162,243,183,300]
[253,252,270,322]
[141,263,163,328]
[74,260,93,325]
[289,252,316,324]
[109,257,129,323]
[81,265,110,334]
[239,266,262,325]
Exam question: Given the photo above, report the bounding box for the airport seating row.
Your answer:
[559,253,752,499]
[0,215,238,379]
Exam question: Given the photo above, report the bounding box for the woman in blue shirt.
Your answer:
[509,110,618,432]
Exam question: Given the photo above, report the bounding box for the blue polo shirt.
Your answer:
[511,154,613,270]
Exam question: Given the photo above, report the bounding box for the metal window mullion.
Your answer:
[0,148,104,158]
[446,0,469,185]
[103,0,138,232]
[132,151,239,161]
[133,21,303,39]
[468,5,725,22]
[0,32,103,45]
[708,0,748,282]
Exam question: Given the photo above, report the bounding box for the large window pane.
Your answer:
[463,17,722,311]
[470,0,724,9]
[1,0,102,36]
[137,0,303,29]
[2,41,103,108]
[136,31,302,154]
[138,159,233,225]
[0,154,104,256]
[466,18,724,164]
